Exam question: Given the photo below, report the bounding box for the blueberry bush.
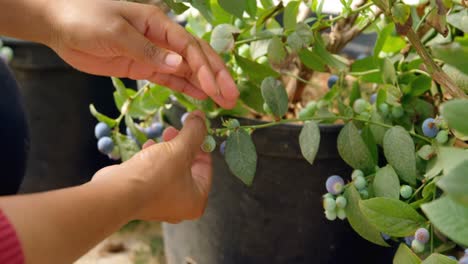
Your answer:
[90,0,468,262]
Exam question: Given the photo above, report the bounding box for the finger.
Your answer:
[148,73,208,100]
[162,127,179,142]
[172,110,207,159]
[142,139,156,149]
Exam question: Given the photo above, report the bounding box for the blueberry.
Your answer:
[351,169,364,180]
[411,239,425,253]
[298,101,318,119]
[324,209,337,221]
[392,106,404,119]
[370,93,377,104]
[323,193,334,199]
[201,135,216,153]
[225,119,240,129]
[327,75,339,89]
[422,118,439,138]
[353,98,370,114]
[404,236,414,246]
[447,256,456,260]
[326,175,345,195]
[257,56,268,65]
[108,147,121,161]
[461,256,468,264]
[0,47,13,63]
[181,112,190,125]
[234,18,245,29]
[94,122,111,139]
[337,208,347,220]
[238,44,250,58]
[219,141,226,155]
[378,103,390,116]
[356,53,367,60]
[465,248,468,255]
[97,137,114,155]
[323,197,336,211]
[359,189,369,199]
[436,130,449,144]
[400,185,413,199]
[145,122,163,139]
[353,175,367,190]
[381,233,391,240]
[414,228,430,244]
[336,196,347,209]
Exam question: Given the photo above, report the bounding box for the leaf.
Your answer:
[350,56,383,83]
[361,126,378,165]
[235,54,279,82]
[238,81,265,113]
[441,99,468,135]
[337,122,376,173]
[425,147,468,179]
[437,161,468,205]
[261,77,288,117]
[344,186,389,247]
[298,48,326,72]
[267,36,286,65]
[299,121,320,165]
[422,196,468,246]
[370,111,388,145]
[163,0,190,14]
[381,57,397,85]
[313,32,347,70]
[245,0,256,17]
[432,42,468,75]
[391,3,411,25]
[210,24,239,53]
[443,64,468,93]
[409,75,432,96]
[218,0,245,18]
[373,165,400,199]
[287,23,314,52]
[115,133,140,162]
[111,77,129,99]
[383,126,417,186]
[360,197,426,237]
[284,1,300,32]
[393,243,421,264]
[250,39,270,59]
[89,104,117,128]
[190,0,214,23]
[446,9,468,33]
[422,253,457,264]
[225,129,257,186]
[125,115,147,145]
[374,23,394,58]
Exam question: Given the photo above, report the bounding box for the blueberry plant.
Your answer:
[90,0,468,262]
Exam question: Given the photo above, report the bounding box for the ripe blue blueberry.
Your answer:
[351,169,364,180]
[353,98,369,114]
[201,135,216,153]
[405,236,414,246]
[219,141,226,155]
[181,112,190,125]
[97,137,114,155]
[94,122,111,139]
[370,93,377,105]
[337,208,347,220]
[353,175,367,190]
[325,175,345,195]
[422,118,439,138]
[400,185,413,199]
[324,209,337,221]
[436,130,449,144]
[144,122,163,139]
[381,233,391,241]
[411,239,425,253]
[323,197,336,211]
[414,228,430,244]
[392,106,404,119]
[461,257,468,264]
[336,196,347,209]
[327,75,339,89]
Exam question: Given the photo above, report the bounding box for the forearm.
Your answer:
[0,0,54,44]
[0,176,142,264]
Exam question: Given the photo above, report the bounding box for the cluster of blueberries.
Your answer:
[323,175,347,221]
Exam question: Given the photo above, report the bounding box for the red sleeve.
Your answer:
[0,210,24,264]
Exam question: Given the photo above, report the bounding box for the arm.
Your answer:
[0,111,211,264]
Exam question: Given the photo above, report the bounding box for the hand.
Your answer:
[47,0,238,108]
[92,111,212,222]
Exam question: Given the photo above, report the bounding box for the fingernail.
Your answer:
[165,53,182,68]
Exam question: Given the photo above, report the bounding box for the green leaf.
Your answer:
[125,115,147,145]
[360,197,426,237]
[443,64,468,93]
[381,57,397,85]
[235,54,279,82]
[115,133,140,162]
[383,126,417,186]
[409,75,432,96]
[111,77,129,99]
[250,39,270,59]
[298,48,326,72]
[259,0,273,8]
[446,9,468,33]
[299,121,320,165]
[374,23,394,58]
[89,104,117,128]
[218,0,245,18]
[287,23,314,52]
[245,0,257,17]
[313,32,347,70]
[432,42,468,75]
[370,111,388,145]
[337,122,376,173]
[391,3,411,25]
[163,0,190,14]
[350,56,383,83]
[422,196,468,246]
[393,243,421,264]
[361,126,378,165]
[190,0,214,23]
[267,36,286,65]
[425,147,468,179]
[374,165,400,199]
[437,161,468,205]
[422,253,457,264]
[210,24,239,53]
[261,77,288,117]
[441,99,468,135]
[284,1,300,32]
[344,186,389,247]
[225,129,257,186]
[238,81,265,113]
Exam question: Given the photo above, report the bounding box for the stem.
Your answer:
[328,2,375,24]
[281,71,315,86]
[414,6,435,33]
[235,35,279,46]
[114,84,150,126]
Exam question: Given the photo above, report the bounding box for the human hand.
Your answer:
[47,0,238,108]
[92,111,212,222]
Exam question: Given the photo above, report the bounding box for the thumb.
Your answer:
[172,111,207,159]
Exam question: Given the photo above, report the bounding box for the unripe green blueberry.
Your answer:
[298,101,317,119]
[337,208,347,220]
[436,130,449,144]
[238,44,250,58]
[351,169,364,180]
[323,193,334,199]
[201,135,216,153]
[257,56,268,65]
[378,103,390,116]
[354,175,367,190]
[392,106,405,119]
[336,196,347,209]
[236,66,244,75]
[353,98,370,114]
[325,209,337,221]
[359,111,371,120]
[234,18,245,29]
[411,239,425,253]
[359,189,369,199]
[323,197,336,211]
[400,185,413,199]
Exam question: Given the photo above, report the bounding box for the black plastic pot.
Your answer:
[2,38,135,193]
[163,118,394,264]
